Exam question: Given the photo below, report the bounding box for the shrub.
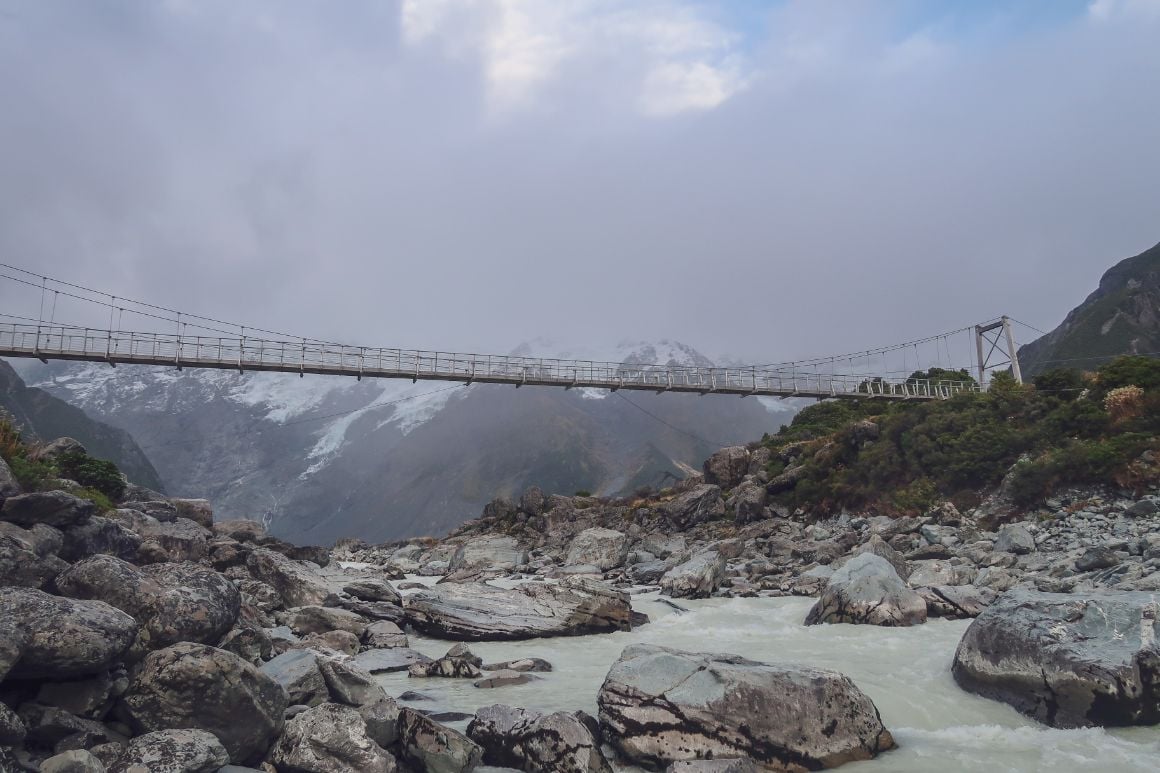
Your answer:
[573,489,592,497]
[54,450,126,501]
[1104,385,1145,423]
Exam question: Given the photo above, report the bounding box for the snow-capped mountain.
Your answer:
[13,339,795,544]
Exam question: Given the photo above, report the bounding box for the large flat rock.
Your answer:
[403,580,634,641]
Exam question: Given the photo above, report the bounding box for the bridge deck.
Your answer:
[0,323,980,401]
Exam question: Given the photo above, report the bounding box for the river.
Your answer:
[378,589,1160,772]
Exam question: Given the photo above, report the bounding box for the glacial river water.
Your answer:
[378,585,1160,773]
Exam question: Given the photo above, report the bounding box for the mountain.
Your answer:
[0,360,163,490]
[1019,241,1160,376]
[11,339,795,544]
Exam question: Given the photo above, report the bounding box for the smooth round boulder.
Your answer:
[120,642,286,764]
[0,588,137,679]
[598,644,895,770]
[952,588,1160,728]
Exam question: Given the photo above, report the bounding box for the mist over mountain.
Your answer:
[13,339,794,544]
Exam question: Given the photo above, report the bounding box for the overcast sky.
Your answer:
[1,0,1157,366]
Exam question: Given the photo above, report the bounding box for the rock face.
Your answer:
[112,729,230,773]
[467,704,613,773]
[565,528,629,571]
[448,535,528,575]
[1,491,96,528]
[403,580,634,640]
[269,702,399,773]
[662,485,725,528]
[56,556,240,654]
[805,553,927,627]
[121,642,287,763]
[598,645,895,771]
[659,550,724,599]
[951,589,1160,728]
[398,707,483,773]
[0,588,138,679]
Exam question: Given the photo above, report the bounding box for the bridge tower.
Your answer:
[974,316,1023,385]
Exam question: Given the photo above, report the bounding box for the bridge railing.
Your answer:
[0,322,983,400]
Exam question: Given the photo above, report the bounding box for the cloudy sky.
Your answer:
[0,0,1157,366]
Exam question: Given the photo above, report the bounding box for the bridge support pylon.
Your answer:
[975,316,1023,386]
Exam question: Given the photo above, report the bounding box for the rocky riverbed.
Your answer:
[2,440,1160,771]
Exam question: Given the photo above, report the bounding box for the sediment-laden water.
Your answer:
[381,589,1160,772]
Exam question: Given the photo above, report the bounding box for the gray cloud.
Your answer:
[1,0,1157,367]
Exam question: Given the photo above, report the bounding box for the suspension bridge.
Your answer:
[0,264,1029,403]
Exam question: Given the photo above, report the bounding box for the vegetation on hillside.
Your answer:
[0,416,125,510]
[761,357,1160,516]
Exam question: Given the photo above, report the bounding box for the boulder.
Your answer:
[906,559,977,588]
[994,523,1035,555]
[111,729,229,773]
[170,499,213,529]
[56,556,240,655]
[139,517,208,562]
[397,707,483,773]
[40,750,106,773]
[360,697,403,749]
[662,485,725,527]
[852,535,911,580]
[59,516,142,562]
[468,704,612,773]
[268,703,399,773]
[34,670,121,719]
[213,520,266,543]
[667,761,759,773]
[410,646,483,679]
[952,589,1160,727]
[915,585,991,619]
[259,649,329,707]
[660,550,724,599]
[320,656,387,707]
[120,642,287,763]
[344,579,403,606]
[1076,546,1120,572]
[565,528,629,571]
[354,648,433,674]
[448,535,528,574]
[473,669,536,688]
[598,645,895,770]
[0,539,68,588]
[1,491,95,528]
[730,483,767,523]
[404,579,634,641]
[481,658,552,673]
[298,630,359,657]
[363,621,408,649]
[286,605,368,638]
[0,456,20,499]
[217,626,273,664]
[16,702,114,747]
[702,447,750,489]
[246,547,336,608]
[805,553,927,627]
[0,702,25,745]
[0,588,137,679]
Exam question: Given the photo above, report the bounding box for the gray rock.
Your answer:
[730,482,767,523]
[359,697,402,749]
[170,499,213,528]
[268,703,399,773]
[666,761,759,773]
[40,750,106,773]
[0,455,20,499]
[448,535,528,574]
[56,556,240,655]
[319,656,388,707]
[805,553,927,627]
[286,605,368,638]
[659,550,724,599]
[1076,546,1121,572]
[565,528,629,571]
[363,620,408,649]
[639,534,685,559]
[246,547,337,608]
[468,704,612,773]
[404,579,633,641]
[260,649,329,707]
[59,517,142,563]
[481,658,552,673]
[16,702,115,747]
[473,670,537,689]
[110,729,229,773]
[915,585,992,619]
[851,535,911,580]
[702,447,750,489]
[139,517,208,562]
[0,701,25,745]
[0,588,137,679]
[344,579,403,605]
[598,644,895,770]
[398,707,483,773]
[0,538,69,588]
[213,520,266,543]
[952,588,1160,727]
[1,490,96,528]
[1126,499,1158,517]
[994,523,1035,555]
[121,642,287,763]
[661,485,725,527]
[34,670,119,719]
[907,559,978,587]
[217,626,273,664]
[354,647,434,674]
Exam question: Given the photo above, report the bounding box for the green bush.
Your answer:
[54,450,126,501]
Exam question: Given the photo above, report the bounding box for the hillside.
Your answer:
[1019,241,1160,376]
[0,360,163,491]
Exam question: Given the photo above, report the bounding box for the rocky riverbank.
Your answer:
[3,437,1159,771]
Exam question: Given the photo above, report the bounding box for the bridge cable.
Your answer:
[612,392,731,449]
